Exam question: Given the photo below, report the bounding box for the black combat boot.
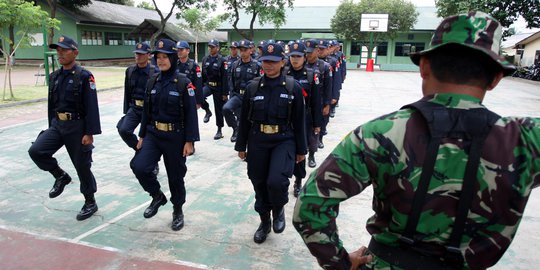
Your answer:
[143,191,167,218]
[76,194,98,221]
[308,152,316,168]
[171,205,184,231]
[203,109,212,123]
[230,127,238,142]
[253,212,271,244]
[214,127,223,140]
[48,166,72,198]
[272,207,285,233]
[318,137,325,149]
[293,178,302,198]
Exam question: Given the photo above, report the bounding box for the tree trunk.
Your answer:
[248,12,258,41]
[48,0,57,45]
[8,66,13,100]
[3,57,8,101]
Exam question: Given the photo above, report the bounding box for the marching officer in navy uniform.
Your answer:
[326,40,342,118]
[176,41,203,107]
[28,35,101,221]
[201,39,228,140]
[130,39,199,231]
[235,41,307,244]
[117,43,160,176]
[250,40,259,59]
[223,39,262,142]
[225,41,239,73]
[305,39,332,149]
[284,41,322,197]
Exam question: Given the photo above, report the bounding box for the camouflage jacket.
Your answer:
[293,93,540,270]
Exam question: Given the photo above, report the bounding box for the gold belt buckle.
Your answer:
[260,124,279,134]
[57,112,71,121]
[209,82,217,87]
[134,99,144,107]
[155,122,168,131]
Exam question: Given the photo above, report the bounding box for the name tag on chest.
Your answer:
[280,93,293,99]
[253,96,264,101]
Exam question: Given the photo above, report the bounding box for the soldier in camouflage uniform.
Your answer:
[293,12,540,270]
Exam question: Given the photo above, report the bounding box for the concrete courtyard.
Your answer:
[0,70,539,270]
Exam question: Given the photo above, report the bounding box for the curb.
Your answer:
[0,86,122,109]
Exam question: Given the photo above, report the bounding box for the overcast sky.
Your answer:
[136,0,537,33]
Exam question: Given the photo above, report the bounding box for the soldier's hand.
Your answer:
[136,138,143,150]
[197,104,201,109]
[323,105,330,116]
[313,127,321,135]
[222,95,228,101]
[183,142,194,157]
[331,99,337,105]
[296,154,305,163]
[348,246,373,270]
[81,134,93,145]
[238,151,247,160]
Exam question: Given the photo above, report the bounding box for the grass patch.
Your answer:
[0,66,125,104]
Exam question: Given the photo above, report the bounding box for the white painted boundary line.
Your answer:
[70,158,236,243]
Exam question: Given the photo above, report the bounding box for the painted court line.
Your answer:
[70,158,237,243]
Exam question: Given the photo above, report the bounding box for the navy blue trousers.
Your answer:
[247,129,296,214]
[117,106,143,150]
[293,112,318,179]
[28,118,97,195]
[130,126,187,206]
[203,85,225,128]
[222,95,242,129]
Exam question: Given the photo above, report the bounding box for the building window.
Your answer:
[124,34,137,46]
[105,32,122,46]
[376,42,388,56]
[395,42,425,56]
[81,31,102,46]
[351,41,363,56]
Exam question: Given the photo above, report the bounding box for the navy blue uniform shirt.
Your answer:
[235,75,307,155]
[228,58,261,96]
[287,66,323,128]
[177,59,203,104]
[123,63,158,114]
[139,72,200,142]
[48,65,101,135]
[306,59,333,106]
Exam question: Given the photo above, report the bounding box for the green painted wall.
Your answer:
[224,29,433,71]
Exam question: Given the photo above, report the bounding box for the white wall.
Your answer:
[520,37,540,66]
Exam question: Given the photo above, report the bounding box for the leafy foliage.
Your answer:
[94,0,134,5]
[0,0,60,100]
[177,8,226,60]
[435,0,540,36]
[331,0,418,46]
[136,0,154,10]
[222,0,294,40]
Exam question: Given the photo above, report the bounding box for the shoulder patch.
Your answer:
[187,83,195,96]
[89,75,96,90]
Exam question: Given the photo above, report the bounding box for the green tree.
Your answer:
[331,0,418,61]
[95,0,134,6]
[222,0,294,40]
[137,0,154,10]
[46,0,91,44]
[177,8,226,61]
[149,0,214,46]
[435,0,540,37]
[0,0,59,100]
